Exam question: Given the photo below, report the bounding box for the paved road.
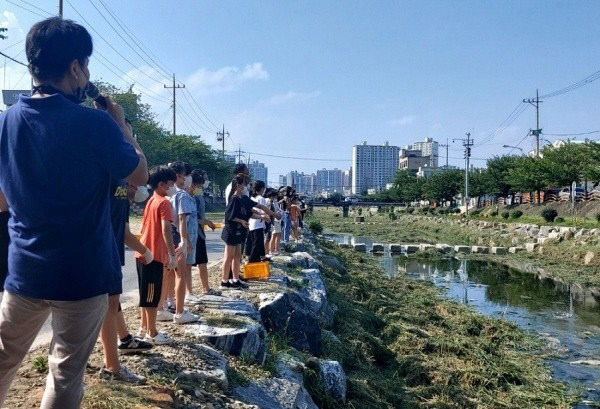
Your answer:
[22,228,225,349]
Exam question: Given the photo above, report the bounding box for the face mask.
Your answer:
[203,180,210,189]
[133,186,150,203]
[167,185,177,196]
[184,175,192,189]
[193,188,202,196]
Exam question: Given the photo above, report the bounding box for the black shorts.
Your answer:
[136,260,163,308]
[0,211,9,291]
[221,224,247,246]
[194,235,208,266]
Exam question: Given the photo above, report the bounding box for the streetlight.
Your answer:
[502,144,524,153]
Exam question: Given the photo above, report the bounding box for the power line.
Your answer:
[6,0,51,18]
[18,0,52,16]
[180,90,219,132]
[65,0,167,86]
[2,38,25,52]
[476,102,528,147]
[544,130,600,137]
[0,50,27,67]
[538,68,600,99]
[507,131,531,155]
[86,0,171,82]
[96,0,173,77]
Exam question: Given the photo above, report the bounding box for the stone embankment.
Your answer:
[162,239,346,408]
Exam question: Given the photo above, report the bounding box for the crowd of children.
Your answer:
[0,159,306,386]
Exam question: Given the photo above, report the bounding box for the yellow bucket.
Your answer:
[243,261,271,280]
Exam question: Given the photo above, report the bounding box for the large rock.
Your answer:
[318,360,347,403]
[584,251,596,265]
[300,269,335,327]
[286,241,313,254]
[234,377,318,409]
[318,255,347,274]
[259,292,322,355]
[185,317,267,364]
[291,252,319,269]
[176,344,228,389]
[525,242,538,253]
[199,295,260,321]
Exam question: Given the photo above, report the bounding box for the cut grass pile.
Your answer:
[315,240,575,409]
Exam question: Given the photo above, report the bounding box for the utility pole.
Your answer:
[237,145,242,163]
[454,132,474,216]
[523,89,542,157]
[216,124,229,158]
[439,137,449,168]
[59,0,63,17]
[163,73,185,136]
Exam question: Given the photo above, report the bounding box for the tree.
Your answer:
[90,82,233,192]
[486,155,520,197]
[466,169,492,208]
[505,157,547,193]
[422,169,463,205]
[541,143,588,189]
[392,170,422,203]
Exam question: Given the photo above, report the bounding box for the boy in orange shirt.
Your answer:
[135,166,177,345]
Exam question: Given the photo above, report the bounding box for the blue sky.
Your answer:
[2,1,600,183]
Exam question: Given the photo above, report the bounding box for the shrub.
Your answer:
[308,220,323,234]
[511,210,523,219]
[501,211,510,219]
[406,207,415,214]
[357,208,363,216]
[438,208,447,215]
[596,213,600,223]
[427,207,435,214]
[452,208,461,214]
[555,217,565,223]
[334,213,340,217]
[490,210,499,217]
[541,208,558,223]
[388,212,397,221]
[470,209,482,217]
[419,207,429,214]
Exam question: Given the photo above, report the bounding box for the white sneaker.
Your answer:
[173,310,199,324]
[145,332,172,345]
[156,309,174,322]
[184,294,202,305]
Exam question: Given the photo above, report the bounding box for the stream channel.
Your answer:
[325,232,600,407]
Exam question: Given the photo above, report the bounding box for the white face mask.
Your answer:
[183,175,192,189]
[133,186,150,203]
[203,180,210,189]
[167,185,177,197]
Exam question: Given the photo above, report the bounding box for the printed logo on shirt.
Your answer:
[114,185,128,199]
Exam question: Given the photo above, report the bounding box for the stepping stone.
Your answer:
[435,244,453,253]
[509,246,525,254]
[390,244,403,254]
[471,246,489,254]
[525,242,538,253]
[353,243,366,252]
[491,247,507,255]
[454,245,471,254]
[403,244,420,254]
[371,243,385,253]
[419,243,434,251]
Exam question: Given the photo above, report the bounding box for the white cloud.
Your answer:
[387,115,415,126]
[266,90,321,105]
[185,62,268,95]
[1,11,21,32]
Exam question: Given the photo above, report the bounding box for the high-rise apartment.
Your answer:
[248,160,268,183]
[316,168,343,193]
[410,137,439,168]
[352,141,400,194]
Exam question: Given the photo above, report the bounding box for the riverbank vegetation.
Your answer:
[316,240,574,408]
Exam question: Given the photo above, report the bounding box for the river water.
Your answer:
[325,232,600,407]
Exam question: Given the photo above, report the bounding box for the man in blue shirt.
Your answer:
[0,17,147,408]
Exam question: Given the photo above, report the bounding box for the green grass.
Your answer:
[314,240,576,409]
